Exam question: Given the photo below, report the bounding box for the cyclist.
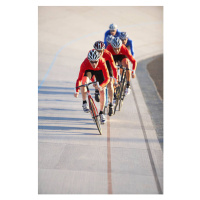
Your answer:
[106,37,137,95]
[119,32,135,57]
[104,23,121,48]
[74,49,110,124]
[93,41,118,116]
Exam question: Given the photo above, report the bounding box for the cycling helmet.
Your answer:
[93,41,105,51]
[106,35,114,43]
[109,23,117,30]
[87,49,100,62]
[119,32,128,40]
[111,37,122,48]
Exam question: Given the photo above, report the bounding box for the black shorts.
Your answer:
[106,60,113,77]
[84,70,104,85]
[113,55,127,63]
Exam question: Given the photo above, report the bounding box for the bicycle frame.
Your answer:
[103,86,108,114]
[114,65,134,113]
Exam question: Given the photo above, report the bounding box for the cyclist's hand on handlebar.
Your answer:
[98,86,103,91]
[132,74,136,78]
[114,81,119,87]
[74,92,79,98]
[93,83,97,88]
[132,70,136,78]
[95,84,103,91]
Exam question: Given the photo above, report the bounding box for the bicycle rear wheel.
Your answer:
[88,97,102,135]
[114,86,120,114]
[119,72,127,111]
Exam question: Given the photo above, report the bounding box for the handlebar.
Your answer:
[110,76,117,84]
[76,81,97,89]
[117,65,135,72]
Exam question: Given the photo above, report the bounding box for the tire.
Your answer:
[114,86,120,114]
[89,97,102,135]
[119,71,126,111]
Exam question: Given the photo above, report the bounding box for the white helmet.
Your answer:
[119,32,128,40]
[87,49,100,62]
[106,35,114,43]
[109,23,117,30]
[111,37,122,48]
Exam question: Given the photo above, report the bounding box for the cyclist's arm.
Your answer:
[100,62,110,88]
[108,55,118,82]
[104,31,109,47]
[129,39,134,57]
[106,44,113,52]
[75,65,85,93]
[123,46,137,71]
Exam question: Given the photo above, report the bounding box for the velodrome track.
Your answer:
[38,6,163,194]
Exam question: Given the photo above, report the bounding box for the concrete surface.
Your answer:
[38,6,163,194]
[137,55,163,149]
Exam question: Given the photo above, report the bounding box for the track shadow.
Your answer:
[38,85,74,95]
[38,116,90,121]
[38,108,82,113]
[38,90,74,95]
[39,86,74,90]
[38,125,96,131]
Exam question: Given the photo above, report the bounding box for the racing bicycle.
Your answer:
[76,82,102,135]
[114,65,134,114]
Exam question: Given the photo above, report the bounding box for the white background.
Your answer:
[1,0,200,199]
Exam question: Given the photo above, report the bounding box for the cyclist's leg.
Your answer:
[81,71,93,112]
[99,88,105,112]
[122,58,131,83]
[81,75,89,101]
[96,71,105,112]
[94,70,106,123]
[108,78,114,103]
[122,58,131,95]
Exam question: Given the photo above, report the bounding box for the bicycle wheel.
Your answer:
[119,72,126,111]
[104,86,108,115]
[114,86,120,114]
[88,97,102,135]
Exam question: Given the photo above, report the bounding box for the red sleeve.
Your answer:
[106,44,113,52]
[75,63,85,93]
[100,60,110,88]
[108,53,118,81]
[122,45,137,70]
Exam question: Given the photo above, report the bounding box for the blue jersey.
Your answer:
[125,38,134,57]
[104,29,121,48]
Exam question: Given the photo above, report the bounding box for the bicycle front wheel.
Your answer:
[88,97,102,135]
[119,74,127,111]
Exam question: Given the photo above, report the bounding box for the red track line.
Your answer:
[107,114,112,194]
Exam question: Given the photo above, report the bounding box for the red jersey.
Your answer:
[106,44,136,70]
[102,49,118,81]
[76,57,110,92]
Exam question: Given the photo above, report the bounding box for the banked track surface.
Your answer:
[38,6,163,194]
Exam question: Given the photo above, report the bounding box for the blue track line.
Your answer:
[38,31,103,91]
